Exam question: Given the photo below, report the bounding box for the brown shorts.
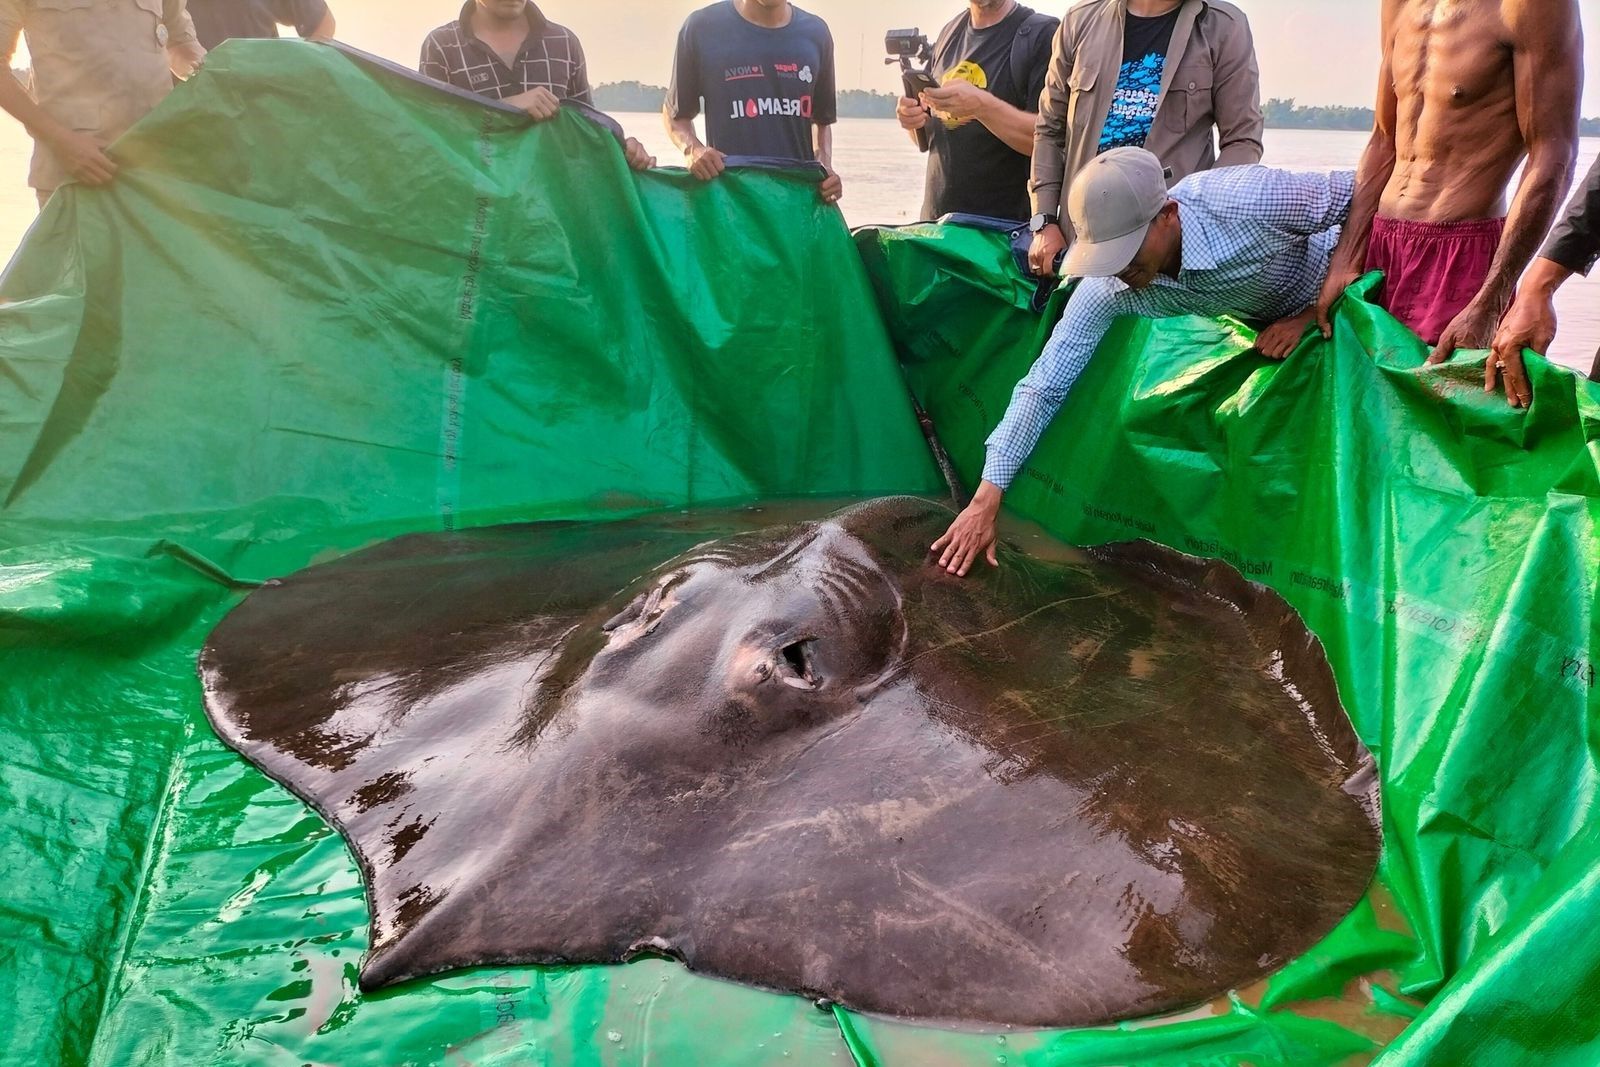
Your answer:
[1364,216,1505,345]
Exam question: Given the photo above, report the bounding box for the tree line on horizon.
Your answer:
[9,69,1600,135]
[593,81,1600,135]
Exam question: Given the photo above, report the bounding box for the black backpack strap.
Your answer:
[1009,11,1058,101]
[932,11,966,73]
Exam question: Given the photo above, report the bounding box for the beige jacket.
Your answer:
[0,0,197,192]
[1030,0,1263,220]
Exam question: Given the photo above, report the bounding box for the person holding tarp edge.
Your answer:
[1312,0,1581,408]
[1491,154,1600,398]
[420,0,655,171]
[932,149,1354,576]
[0,0,205,209]
[663,0,843,206]
[894,1,1058,222]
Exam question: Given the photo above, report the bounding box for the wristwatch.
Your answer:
[1029,212,1059,234]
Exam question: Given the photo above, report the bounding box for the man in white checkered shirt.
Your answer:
[932,147,1355,577]
[420,0,652,170]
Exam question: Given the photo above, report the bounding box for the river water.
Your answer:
[1,114,1595,375]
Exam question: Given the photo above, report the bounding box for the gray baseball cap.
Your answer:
[1059,148,1172,279]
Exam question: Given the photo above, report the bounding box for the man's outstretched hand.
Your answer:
[931,481,1003,577]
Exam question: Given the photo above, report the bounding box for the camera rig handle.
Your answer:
[885,29,937,153]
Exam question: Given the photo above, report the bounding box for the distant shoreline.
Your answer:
[595,82,1600,135]
[12,68,1596,135]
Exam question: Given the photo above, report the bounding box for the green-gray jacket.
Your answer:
[1030,0,1264,222]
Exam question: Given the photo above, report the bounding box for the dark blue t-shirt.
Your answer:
[187,0,330,51]
[666,2,837,162]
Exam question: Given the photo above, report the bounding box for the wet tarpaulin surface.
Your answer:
[0,37,1595,1067]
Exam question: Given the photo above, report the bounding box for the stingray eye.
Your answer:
[774,638,819,691]
[602,592,648,633]
[602,576,681,634]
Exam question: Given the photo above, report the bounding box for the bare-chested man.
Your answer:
[1313,0,1581,405]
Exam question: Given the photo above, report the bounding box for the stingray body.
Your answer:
[200,497,1380,1028]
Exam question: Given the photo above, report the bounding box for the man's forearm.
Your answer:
[1214,137,1263,170]
[162,0,197,44]
[982,387,1059,490]
[1329,131,1396,274]
[976,96,1037,157]
[1472,145,1577,315]
[982,332,1105,487]
[1030,22,1073,218]
[0,73,68,145]
[663,112,706,156]
[1029,120,1065,217]
[814,124,833,171]
[1520,256,1573,300]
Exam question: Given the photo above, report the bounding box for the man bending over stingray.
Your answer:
[932,148,1352,576]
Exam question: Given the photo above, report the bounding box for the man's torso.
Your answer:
[422,3,589,105]
[19,0,177,189]
[924,4,1054,221]
[678,2,833,162]
[1383,0,1521,222]
[187,0,323,50]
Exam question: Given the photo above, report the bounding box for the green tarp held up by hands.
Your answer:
[1,36,1599,1067]
[0,41,942,1066]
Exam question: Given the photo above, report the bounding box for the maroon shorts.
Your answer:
[1364,216,1505,345]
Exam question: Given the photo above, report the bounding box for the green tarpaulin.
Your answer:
[1,38,1597,1066]
[854,222,1600,1066]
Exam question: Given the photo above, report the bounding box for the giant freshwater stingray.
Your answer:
[199,497,1381,1028]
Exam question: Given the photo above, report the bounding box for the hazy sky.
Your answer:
[334,0,1600,115]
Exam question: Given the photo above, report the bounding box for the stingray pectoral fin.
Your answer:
[355,860,640,992]
[358,942,418,992]
[354,881,463,991]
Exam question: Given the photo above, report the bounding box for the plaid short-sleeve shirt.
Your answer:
[419,1,591,106]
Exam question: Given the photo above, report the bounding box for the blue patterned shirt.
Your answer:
[1099,52,1165,152]
[982,166,1356,490]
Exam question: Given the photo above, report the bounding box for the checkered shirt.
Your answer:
[419,1,591,106]
[982,165,1357,490]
